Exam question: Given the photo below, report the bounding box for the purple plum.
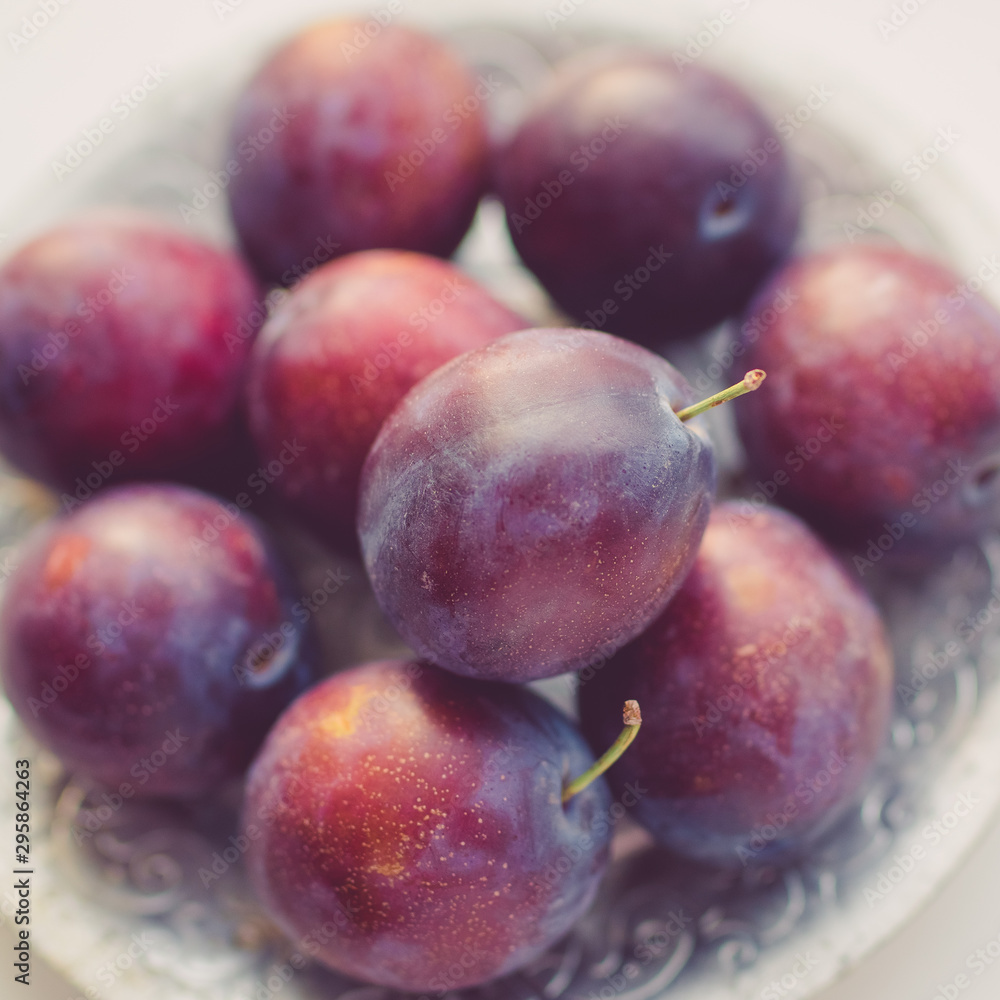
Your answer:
[578,501,893,867]
[358,327,715,682]
[494,47,801,345]
[0,483,317,798]
[0,208,262,502]
[242,658,612,993]
[735,242,1000,555]
[226,19,490,286]
[244,249,525,552]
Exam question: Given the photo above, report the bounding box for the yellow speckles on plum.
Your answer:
[367,859,405,878]
[724,565,777,613]
[318,684,374,739]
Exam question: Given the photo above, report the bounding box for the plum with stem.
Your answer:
[359,330,762,682]
[242,659,633,992]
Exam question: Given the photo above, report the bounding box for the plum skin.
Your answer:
[0,209,262,495]
[358,327,715,683]
[494,48,801,345]
[0,483,317,799]
[226,20,489,286]
[245,250,525,552]
[735,242,1000,544]
[242,658,611,993]
[578,502,893,867]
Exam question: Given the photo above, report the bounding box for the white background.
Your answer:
[2,0,1000,998]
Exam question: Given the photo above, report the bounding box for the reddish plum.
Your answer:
[245,249,525,551]
[242,658,611,992]
[494,47,801,345]
[735,243,1000,550]
[578,502,893,867]
[226,20,490,286]
[0,209,262,500]
[358,327,716,682]
[0,484,317,798]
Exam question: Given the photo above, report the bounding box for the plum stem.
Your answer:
[562,700,641,804]
[675,369,766,422]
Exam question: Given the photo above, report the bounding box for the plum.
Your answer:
[0,208,262,500]
[578,501,893,867]
[358,327,716,683]
[244,249,525,552]
[735,242,1000,551]
[242,658,612,993]
[226,19,490,286]
[0,483,317,798]
[494,47,800,345]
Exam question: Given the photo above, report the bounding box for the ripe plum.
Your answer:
[245,249,525,551]
[0,483,317,798]
[578,502,893,866]
[494,48,800,345]
[735,243,1000,548]
[226,20,490,285]
[0,209,262,499]
[358,327,716,682]
[242,658,612,992]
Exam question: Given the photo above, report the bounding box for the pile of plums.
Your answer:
[3,14,1000,997]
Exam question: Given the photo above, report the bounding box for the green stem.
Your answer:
[675,369,766,423]
[562,700,641,804]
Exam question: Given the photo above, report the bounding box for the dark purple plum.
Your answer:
[226,20,490,286]
[358,327,715,683]
[578,502,893,867]
[494,47,801,346]
[245,249,525,552]
[242,658,611,993]
[0,208,263,501]
[735,243,1000,551]
[0,483,317,799]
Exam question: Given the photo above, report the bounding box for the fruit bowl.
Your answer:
[3,2,1000,998]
